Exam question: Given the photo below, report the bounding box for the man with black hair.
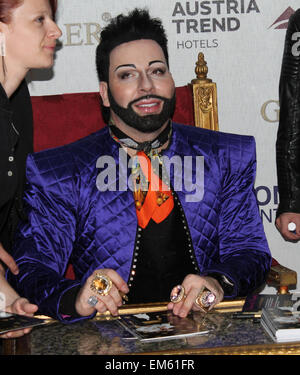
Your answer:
[8,8,271,322]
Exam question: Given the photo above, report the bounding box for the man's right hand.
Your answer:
[275,212,300,241]
[0,242,19,276]
[75,269,129,317]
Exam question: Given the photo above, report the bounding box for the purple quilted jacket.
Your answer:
[8,123,271,322]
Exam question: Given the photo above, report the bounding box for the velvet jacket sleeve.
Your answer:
[201,133,271,297]
[7,151,95,323]
[276,9,300,216]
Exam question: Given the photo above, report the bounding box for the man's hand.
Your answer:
[0,242,19,276]
[167,274,224,318]
[0,298,38,339]
[275,212,300,241]
[75,269,129,317]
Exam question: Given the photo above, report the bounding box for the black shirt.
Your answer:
[126,192,199,304]
[0,80,33,252]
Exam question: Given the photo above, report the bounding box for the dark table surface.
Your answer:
[2,310,298,356]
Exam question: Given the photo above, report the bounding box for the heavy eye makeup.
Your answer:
[116,65,168,81]
[117,69,137,80]
[149,65,167,77]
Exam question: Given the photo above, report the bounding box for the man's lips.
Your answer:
[133,99,162,114]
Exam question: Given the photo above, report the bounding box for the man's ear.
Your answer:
[99,82,110,107]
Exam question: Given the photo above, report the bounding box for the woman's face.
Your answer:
[2,0,62,73]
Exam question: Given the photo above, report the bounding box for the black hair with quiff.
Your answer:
[96,8,169,83]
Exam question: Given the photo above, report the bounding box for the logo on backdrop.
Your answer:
[255,185,278,224]
[268,7,295,29]
[63,13,112,47]
[171,0,260,50]
[261,100,279,123]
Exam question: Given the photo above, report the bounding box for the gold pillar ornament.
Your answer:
[190,52,219,131]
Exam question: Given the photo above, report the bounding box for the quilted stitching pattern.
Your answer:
[8,123,271,322]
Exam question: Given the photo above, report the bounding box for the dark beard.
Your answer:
[107,89,176,133]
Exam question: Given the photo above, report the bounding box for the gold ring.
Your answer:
[170,285,186,304]
[195,288,216,311]
[90,273,112,296]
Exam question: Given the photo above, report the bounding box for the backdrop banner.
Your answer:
[27,0,300,292]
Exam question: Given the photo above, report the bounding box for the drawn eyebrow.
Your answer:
[114,64,136,72]
[149,60,166,66]
[114,60,166,72]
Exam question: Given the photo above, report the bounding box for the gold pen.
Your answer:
[231,312,261,319]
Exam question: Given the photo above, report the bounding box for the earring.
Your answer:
[0,32,6,57]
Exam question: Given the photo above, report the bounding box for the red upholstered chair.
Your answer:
[30,53,297,293]
[31,86,195,152]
